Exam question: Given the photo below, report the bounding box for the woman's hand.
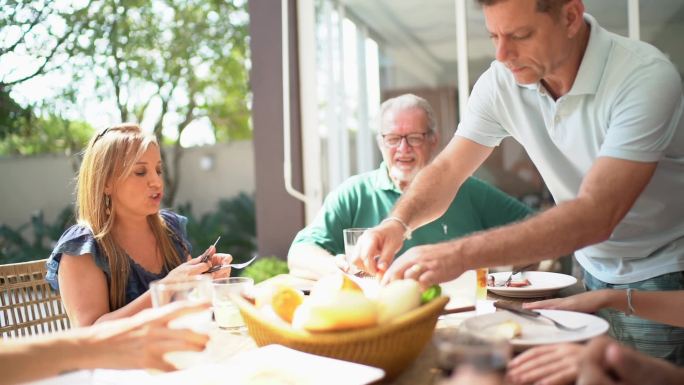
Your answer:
[523,290,613,314]
[207,252,232,278]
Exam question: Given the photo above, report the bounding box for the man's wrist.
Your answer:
[381,216,412,240]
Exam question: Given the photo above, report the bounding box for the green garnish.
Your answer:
[420,284,442,304]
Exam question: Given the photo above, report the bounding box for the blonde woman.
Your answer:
[46,124,232,326]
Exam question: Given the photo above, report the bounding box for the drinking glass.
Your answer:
[149,275,213,369]
[433,327,511,381]
[212,277,254,331]
[476,267,489,300]
[343,228,368,274]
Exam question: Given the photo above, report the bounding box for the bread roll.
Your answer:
[376,279,422,324]
[291,290,378,331]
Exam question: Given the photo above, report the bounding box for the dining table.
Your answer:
[21,272,587,385]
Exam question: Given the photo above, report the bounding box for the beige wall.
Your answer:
[0,141,255,230]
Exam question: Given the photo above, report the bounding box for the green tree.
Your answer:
[1,0,95,153]
[68,0,251,205]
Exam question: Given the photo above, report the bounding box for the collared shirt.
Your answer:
[456,14,684,284]
[292,162,534,257]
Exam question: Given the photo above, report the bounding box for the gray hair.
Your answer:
[378,94,437,134]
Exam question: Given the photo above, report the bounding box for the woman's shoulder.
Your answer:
[53,224,97,255]
[160,209,188,230]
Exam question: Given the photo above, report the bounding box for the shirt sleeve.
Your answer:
[45,225,106,291]
[291,183,357,255]
[600,58,683,161]
[456,63,511,147]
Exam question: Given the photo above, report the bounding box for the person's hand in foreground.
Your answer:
[0,301,211,385]
[507,343,584,385]
[577,336,684,385]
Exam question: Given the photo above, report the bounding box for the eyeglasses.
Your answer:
[380,132,431,148]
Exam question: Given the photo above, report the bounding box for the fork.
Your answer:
[494,301,587,332]
[203,254,257,274]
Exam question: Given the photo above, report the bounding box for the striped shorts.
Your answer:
[583,270,684,365]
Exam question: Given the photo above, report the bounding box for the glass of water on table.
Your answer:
[212,277,254,332]
[149,275,213,369]
[343,228,368,274]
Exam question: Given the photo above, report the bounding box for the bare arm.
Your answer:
[394,136,494,232]
[0,302,210,385]
[59,251,218,326]
[525,289,684,328]
[287,243,341,280]
[383,156,657,286]
[357,136,493,274]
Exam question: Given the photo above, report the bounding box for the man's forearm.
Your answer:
[455,196,613,271]
[287,243,340,280]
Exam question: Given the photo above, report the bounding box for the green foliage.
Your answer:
[0,114,94,156]
[0,206,76,264]
[175,193,256,266]
[240,257,289,283]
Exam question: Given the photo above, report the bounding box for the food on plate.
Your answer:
[376,279,422,324]
[487,275,532,288]
[292,290,378,331]
[507,278,531,288]
[271,286,305,323]
[493,320,522,339]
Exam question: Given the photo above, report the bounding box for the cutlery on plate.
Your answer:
[497,263,537,287]
[199,236,221,263]
[203,254,258,274]
[493,301,586,331]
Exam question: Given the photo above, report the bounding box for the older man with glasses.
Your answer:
[287,93,534,279]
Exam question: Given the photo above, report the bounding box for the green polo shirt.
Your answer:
[292,163,534,257]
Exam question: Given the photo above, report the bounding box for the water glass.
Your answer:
[343,228,368,273]
[433,327,511,380]
[149,275,213,368]
[212,277,254,331]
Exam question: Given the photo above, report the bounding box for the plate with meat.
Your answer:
[486,271,577,298]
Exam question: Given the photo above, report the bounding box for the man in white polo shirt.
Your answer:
[355,0,684,363]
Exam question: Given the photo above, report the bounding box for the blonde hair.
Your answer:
[76,123,183,310]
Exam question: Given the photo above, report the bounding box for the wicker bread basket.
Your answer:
[232,294,448,379]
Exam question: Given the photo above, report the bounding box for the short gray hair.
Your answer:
[378,94,437,134]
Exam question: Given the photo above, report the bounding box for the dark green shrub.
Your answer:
[0,206,75,264]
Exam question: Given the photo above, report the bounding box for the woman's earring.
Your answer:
[105,194,111,216]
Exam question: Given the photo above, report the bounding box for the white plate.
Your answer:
[487,271,577,298]
[462,309,609,349]
[150,344,385,385]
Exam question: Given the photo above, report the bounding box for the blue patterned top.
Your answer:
[45,210,192,306]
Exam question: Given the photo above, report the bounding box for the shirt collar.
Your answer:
[568,14,611,96]
[373,162,402,193]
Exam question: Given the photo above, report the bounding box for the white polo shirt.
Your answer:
[456,14,684,284]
